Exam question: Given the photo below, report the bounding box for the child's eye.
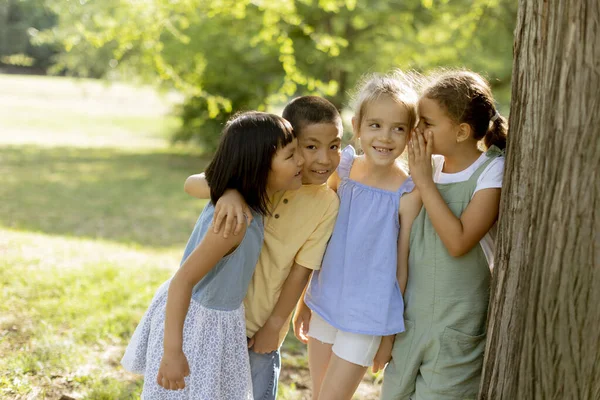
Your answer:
[286,153,295,159]
[424,121,431,127]
[306,145,317,150]
[369,123,380,128]
[330,145,339,150]
[394,127,405,132]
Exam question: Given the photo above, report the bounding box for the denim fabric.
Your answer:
[248,348,281,400]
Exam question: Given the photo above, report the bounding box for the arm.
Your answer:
[250,262,312,353]
[158,224,245,390]
[372,190,422,374]
[184,173,252,237]
[420,186,500,257]
[397,188,422,293]
[373,335,395,373]
[409,131,500,257]
[184,173,210,199]
[292,281,312,344]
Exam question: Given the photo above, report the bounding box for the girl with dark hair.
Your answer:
[382,70,507,399]
[121,112,304,399]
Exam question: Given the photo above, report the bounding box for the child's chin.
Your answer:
[303,175,328,185]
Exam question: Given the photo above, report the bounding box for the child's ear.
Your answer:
[456,123,472,143]
[351,117,359,137]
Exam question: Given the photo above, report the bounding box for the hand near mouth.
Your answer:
[408,130,434,188]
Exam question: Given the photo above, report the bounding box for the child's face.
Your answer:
[297,122,342,185]
[416,97,458,155]
[267,139,304,193]
[354,95,410,167]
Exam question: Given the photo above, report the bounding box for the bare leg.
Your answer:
[308,337,333,400]
[318,353,367,400]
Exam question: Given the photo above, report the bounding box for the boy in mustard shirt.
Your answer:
[184,96,342,399]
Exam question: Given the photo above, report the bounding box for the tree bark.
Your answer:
[479,0,600,399]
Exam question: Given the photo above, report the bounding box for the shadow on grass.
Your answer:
[0,145,211,248]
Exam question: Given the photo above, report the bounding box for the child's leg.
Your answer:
[318,329,382,400]
[317,354,368,400]
[306,313,336,400]
[248,348,281,400]
[308,337,333,399]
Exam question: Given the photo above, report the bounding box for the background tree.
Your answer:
[480,0,600,398]
[37,0,516,150]
[0,0,57,72]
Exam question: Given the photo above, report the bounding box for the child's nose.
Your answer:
[379,129,393,141]
[317,149,330,164]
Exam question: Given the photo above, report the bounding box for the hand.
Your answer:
[292,302,312,344]
[372,336,394,373]
[157,350,190,390]
[249,319,282,354]
[213,189,252,238]
[408,129,434,189]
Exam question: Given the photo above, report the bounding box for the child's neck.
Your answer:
[442,146,483,174]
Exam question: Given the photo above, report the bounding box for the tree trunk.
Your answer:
[479,0,600,399]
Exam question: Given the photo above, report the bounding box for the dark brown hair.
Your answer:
[205,112,295,215]
[282,96,343,136]
[424,70,507,150]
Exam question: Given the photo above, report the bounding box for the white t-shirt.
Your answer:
[432,153,504,267]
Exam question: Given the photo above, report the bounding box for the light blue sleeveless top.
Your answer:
[305,146,415,335]
[180,203,264,311]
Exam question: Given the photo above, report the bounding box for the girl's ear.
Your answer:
[351,116,360,138]
[455,122,472,143]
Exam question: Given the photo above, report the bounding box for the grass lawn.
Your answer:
[0,74,382,399]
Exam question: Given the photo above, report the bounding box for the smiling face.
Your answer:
[354,94,411,167]
[266,138,305,193]
[297,122,342,185]
[416,96,460,156]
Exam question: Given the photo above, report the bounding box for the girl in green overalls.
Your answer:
[381,70,508,400]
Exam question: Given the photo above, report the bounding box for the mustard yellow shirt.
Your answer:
[243,184,339,345]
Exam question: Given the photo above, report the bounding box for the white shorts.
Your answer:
[307,312,382,367]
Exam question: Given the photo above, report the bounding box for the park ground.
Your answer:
[0,74,382,399]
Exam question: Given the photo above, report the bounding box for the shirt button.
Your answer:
[283,199,288,204]
[274,214,280,219]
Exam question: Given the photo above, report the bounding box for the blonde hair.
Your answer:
[350,69,421,141]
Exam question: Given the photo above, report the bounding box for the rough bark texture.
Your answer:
[479,0,600,399]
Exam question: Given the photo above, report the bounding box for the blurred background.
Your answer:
[0,0,516,398]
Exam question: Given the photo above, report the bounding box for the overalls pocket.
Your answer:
[430,325,486,398]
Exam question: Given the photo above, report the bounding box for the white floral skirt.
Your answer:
[121,281,253,399]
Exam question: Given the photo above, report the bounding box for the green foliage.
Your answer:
[0,0,58,71]
[40,0,517,151]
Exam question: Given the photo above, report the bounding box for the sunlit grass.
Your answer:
[0,74,381,399]
[0,229,177,399]
[0,145,208,248]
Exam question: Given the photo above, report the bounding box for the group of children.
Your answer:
[121,68,508,400]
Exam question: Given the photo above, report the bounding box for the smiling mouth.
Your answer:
[294,170,302,177]
[311,169,330,175]
[373,146,393,153]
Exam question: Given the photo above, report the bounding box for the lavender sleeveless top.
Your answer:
[305,146,415,335]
